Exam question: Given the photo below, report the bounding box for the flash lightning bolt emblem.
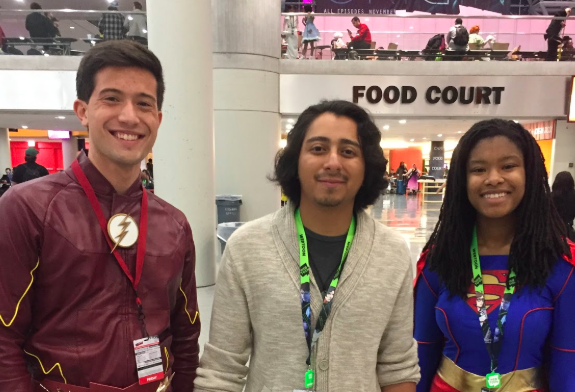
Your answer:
[107,213,139,251]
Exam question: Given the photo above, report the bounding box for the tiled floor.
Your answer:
[197,193,442,354]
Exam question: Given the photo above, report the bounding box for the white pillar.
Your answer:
[213,0,282,222]
[0,129,10,171]
[550,120,575,183]
[147,0,216,287]
[62,137,78,169]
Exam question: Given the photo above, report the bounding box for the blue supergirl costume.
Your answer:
[414,246,575,392]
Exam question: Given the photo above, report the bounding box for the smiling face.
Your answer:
[467,136,526,221]
[298,113,365,209]
[74,66,162,170]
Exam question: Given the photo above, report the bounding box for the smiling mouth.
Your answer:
[482,192,508,199]
[111,131,143,141]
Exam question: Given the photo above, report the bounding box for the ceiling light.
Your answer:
[56,116,66,119]
[399,120,407,124]
[457,131,463,134]
[21,125,28,129]
[19,36,25,40]
[279,139,287,148]
[70,26,75,29]
[410,139,415,142]
[28,141,35,147]
[437,134,443,137]
[383,125,390,130]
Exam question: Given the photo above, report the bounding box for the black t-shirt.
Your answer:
[305,228,347,293]
[12,162,49,183]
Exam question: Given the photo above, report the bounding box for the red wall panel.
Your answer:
[10,141,64,174]
[389,148,423,174]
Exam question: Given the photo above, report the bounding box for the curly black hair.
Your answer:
[271,100,388,212]
[423,119,570,298]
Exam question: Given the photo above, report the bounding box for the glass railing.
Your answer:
[0,9,147,56]
[281,13,575,61]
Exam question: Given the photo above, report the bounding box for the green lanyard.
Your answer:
[295,208,356,390]
[471,227,516,391]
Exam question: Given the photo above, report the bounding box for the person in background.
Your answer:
[141,169,154,191]
[146,157,154,178]
[99,5,125,40]
[415,119,575,392]
[560,35,574,60]
[25,2,58,39]
[348,16,372,51]
[301,5,321,60]
[552,171,575,241]
[396,161,408,179]
[124,1,147,39]
[406,163,420,195]
[195,100,419,392]
[282,4,299,59]
[5,168,13,183]
[446,17,469,51]
[11,147,49,185]
[468,25,495,48]
[545,7,571,61]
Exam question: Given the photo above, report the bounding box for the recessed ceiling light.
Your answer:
[437,134,443,137]
[410,139,415,142]
[399,120,407,124]
[22,125,28,129]
[383,125,390,130]
[457,131,463,134]
[56,116,66,119]
[70,26,75,29]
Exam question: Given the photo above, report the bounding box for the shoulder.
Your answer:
[226,212,275,247]
[147,192,190,232]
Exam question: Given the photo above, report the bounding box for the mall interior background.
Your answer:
[1,0,575,351]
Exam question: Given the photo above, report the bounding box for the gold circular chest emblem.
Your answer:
[107,214,139,249]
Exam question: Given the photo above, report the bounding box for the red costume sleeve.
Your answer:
[351,24,370,42]
[0,187,40,392]
[170,221,202,391]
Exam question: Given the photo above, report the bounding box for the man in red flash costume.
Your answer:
[0,41,200,392]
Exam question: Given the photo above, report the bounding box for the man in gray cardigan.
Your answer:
[195,100,420,392]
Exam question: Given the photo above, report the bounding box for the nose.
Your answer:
[323,147,343,172]
[484,167,504,186]
[117,101,140,126]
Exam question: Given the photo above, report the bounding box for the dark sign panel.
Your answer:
[429,141,445,179]
[316,0,510,15]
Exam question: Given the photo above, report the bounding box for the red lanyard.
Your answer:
[71,160,149,335]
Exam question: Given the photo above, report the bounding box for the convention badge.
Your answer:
[486,372,501,389]
[304,369,315,388]
[108,213,139,251]
[133,336,164,385]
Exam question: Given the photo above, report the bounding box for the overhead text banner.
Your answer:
[315,0,510,15]
[280,75,569,118]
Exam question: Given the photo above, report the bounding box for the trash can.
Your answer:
[216,195,242,224]
[396,180,406,195]
[217,222,244,255]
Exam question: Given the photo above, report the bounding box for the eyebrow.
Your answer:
[99,88,157,102]
[469,155,522,165]
[305,136,361,148]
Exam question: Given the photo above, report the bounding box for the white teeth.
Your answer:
[484,193,507,199]
[113,132,139,141]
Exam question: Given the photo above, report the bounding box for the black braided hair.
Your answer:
[423,119,570,298]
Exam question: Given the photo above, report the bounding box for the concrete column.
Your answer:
[213,0,282,222]
[148,0,216,287]
[0,129,11,171]
[62,136,78,169]
[550,120,575,183]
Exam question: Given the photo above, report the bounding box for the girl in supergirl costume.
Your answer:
[414,119,575,392]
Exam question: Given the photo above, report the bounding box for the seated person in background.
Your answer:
[333,32,347,49]
[446,18,469,51]
[25,2,58,39]
[468,25,495,48]
[347,16,371,50]
[561,35,574,60]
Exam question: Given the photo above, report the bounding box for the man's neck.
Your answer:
[88,150,141,195]
[476,214,516,256]
[299,198,354,237]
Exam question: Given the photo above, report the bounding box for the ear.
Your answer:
[157,110,163,127]
[73,99,90,128]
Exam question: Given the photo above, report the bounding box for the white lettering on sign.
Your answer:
[432,167,443,170]
[432,157,443,160]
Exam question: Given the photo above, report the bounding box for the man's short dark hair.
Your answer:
[30,2,42,10]
[76,40,165,110]
[134,2,143,10]
[455,18,463,25]
[352,16,361,23]
[272,100,388,212]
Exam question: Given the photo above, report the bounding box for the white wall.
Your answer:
[550,120,575,184]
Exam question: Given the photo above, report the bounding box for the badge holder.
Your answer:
[133,336,165,385]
